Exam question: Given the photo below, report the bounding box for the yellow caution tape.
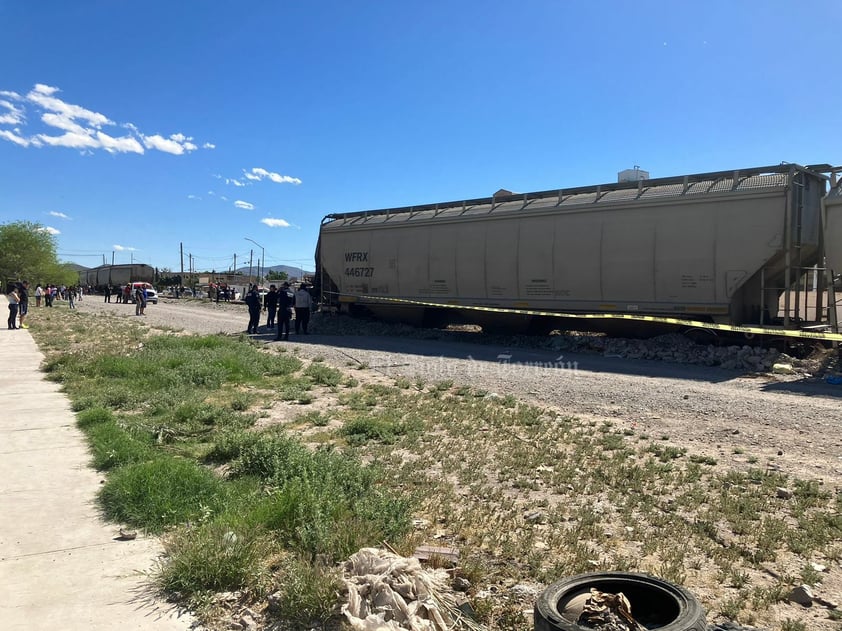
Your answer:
[331,293,842,342]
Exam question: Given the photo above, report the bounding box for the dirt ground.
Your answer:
[72,297,842,629]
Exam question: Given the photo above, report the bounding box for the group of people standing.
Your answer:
[7,282,86,329]
[244,282,313,340]
[35,284,80,308]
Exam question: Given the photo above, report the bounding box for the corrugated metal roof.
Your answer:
[323,165,822,228]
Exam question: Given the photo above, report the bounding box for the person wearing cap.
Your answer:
[275,282,293,341]
[294,283,313,335]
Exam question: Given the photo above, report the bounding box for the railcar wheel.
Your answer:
[534,572,706,631]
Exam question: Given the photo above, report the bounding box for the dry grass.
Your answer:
[27,305,842,631]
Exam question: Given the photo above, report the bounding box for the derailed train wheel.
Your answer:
[534,572,706,631]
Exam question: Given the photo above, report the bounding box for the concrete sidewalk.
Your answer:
[0,328,193,630]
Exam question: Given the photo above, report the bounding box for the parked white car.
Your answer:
[128,282,158,304]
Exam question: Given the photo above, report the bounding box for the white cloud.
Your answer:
[49,211,71,220]
[187,194,200,200]
[37,130,100,150]
[234,200,255,210]
[203,142,215,149]
[245,167,301,185]
[41,226,60,235]
[97,130,144,154]
[27,84,111,128]
[261,217,291,228]
[142,134,189,155]
[226,178,246,187]
[113,244,138,251]
[221,195,228,201]
[0,129,30,147]
[0,98,24,125]
[0,83,209,156]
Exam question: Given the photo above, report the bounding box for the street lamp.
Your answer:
[244,237,265,286]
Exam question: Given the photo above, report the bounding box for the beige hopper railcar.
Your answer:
[317,163,841,334]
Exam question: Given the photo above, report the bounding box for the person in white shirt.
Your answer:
[294,284,313,335]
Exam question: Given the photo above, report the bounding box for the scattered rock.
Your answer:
[788,584,814,606]
[452,577,471,592]
[116,528,137,541]
[776,487,793,499]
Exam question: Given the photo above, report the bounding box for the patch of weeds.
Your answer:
[278,378,313,402]
[268,555,341,629]
[394,377,411,389]
[99,457,227,533]
[799,563,821,587]
[157,520,273,600]
[647,444,686,462]
[230,393,250,411]
[341,410,421,446]
[689,454,717,466]
[85,420,156,470]
[730,569,751,588]
[237,435,412,558]
[599,433,626,451]
[76,406,114,428]
[204,429,262,464]
[296,411,330,427]
[342,376,359,388]
[780,619,807,631]
[304,363,341,387]
[718,593,746,620]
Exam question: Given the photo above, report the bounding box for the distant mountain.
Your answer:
[234,264,313,278]
[62,262,90,272]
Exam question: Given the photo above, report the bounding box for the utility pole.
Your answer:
[180,242,184,288]
[248,250,253,286]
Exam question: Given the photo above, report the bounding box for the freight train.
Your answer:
[78,263,156,289]
[316,163,841,335]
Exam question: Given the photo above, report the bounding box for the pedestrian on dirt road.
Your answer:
[294,283,312,335]
[104,284,112,303]
[245,284,261,334]
[275,282,293,341]
[264,284,278,329]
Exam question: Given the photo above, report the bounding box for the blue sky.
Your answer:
[1,1,839,275]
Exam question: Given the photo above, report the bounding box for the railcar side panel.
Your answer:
[319,165,836,327]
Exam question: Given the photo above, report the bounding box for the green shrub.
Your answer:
[234,436,412,559]
[204,429,263,464]
[304,363,342,387]
[341,410,421,445]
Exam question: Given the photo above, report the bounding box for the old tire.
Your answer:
[534,572,706,631]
